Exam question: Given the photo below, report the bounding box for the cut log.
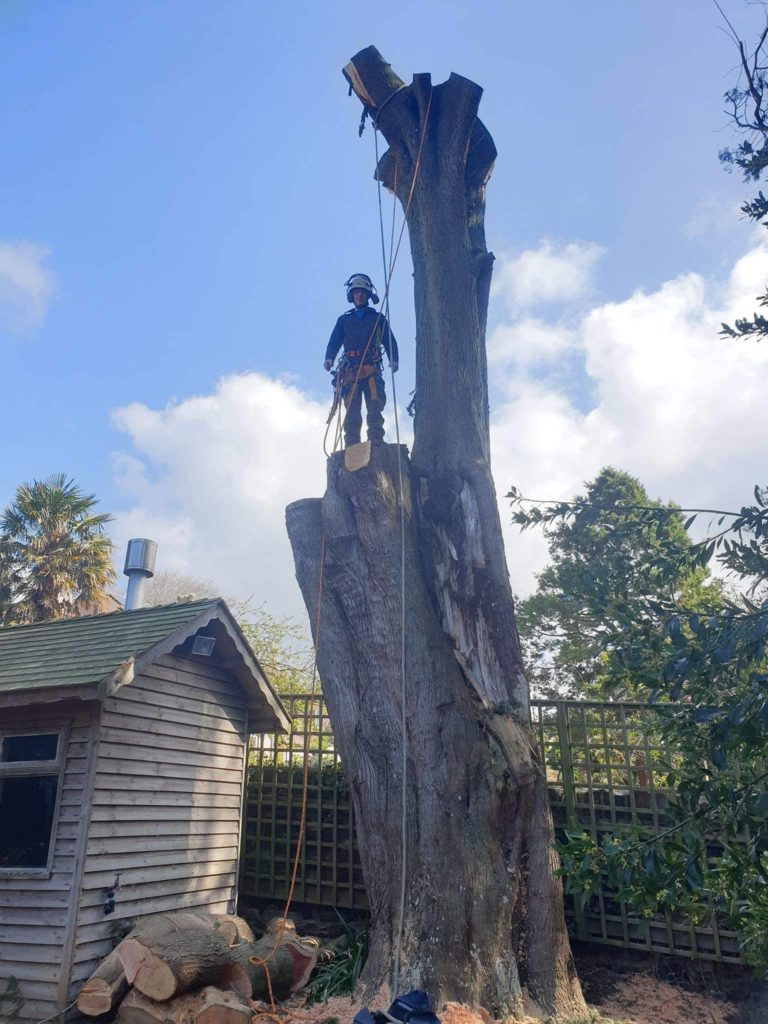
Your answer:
[77,947,130,1017]
[118,927,236,1001]
[116,986,251,1024]
[78,912,219,1017]
[214,914,255,946]
[219,935,319,1001]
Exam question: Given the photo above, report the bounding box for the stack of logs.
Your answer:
[77,913,321,1024]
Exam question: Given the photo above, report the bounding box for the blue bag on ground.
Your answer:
[388,990,441,1024]
[353,1009,383,1024]
[355,990,440,1024]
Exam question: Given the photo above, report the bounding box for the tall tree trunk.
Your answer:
[286,47,586,1021]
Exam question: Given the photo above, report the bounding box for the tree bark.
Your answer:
[286,46,586,1021]
[118,929,237,1001]
[221,935,318,1001]
[78,912,221,1017]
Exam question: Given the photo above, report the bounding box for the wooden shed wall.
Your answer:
[0,701,99,1023]
[68,654,248,999]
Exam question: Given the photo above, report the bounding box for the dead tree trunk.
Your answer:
[286,47,586,1021]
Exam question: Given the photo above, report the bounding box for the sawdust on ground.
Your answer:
[587,969,740,1024]
[297,980,742,1024]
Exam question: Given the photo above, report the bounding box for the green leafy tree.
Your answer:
[144,570,220,607]
[0,474,116,625]
[234,600,314,695]
[515,467,720,699]
[510,482,768,969]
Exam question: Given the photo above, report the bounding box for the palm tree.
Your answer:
[0,474,117,624]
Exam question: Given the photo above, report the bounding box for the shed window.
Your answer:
[0,729,65,871]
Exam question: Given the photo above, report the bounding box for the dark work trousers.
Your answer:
[342,367,386,446]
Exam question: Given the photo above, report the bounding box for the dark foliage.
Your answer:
[509,482,768,969]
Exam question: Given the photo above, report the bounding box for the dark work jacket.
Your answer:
[325,307,399,367]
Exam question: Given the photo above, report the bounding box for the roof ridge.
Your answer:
[0,597,221,634]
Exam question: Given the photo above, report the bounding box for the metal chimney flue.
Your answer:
[123,538,158,611]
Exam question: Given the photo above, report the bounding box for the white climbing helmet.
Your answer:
[345,273,379,304]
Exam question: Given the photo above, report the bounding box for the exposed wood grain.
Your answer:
[116,986,251,1024]
[119,928,235,1000]
[214,914,255,946]
[76,946,129,1016]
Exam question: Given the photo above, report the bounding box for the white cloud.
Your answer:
[0,241,56,333]
[683,195,746,239]
[490,239,768,597]
[111,373,329,617]
[111,237,768,621]
[488,318,577,370]
[491,240,604,312]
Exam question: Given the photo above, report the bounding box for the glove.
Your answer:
[323,360,333,371]
[391,361,399,372]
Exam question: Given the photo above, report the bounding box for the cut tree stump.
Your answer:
[118,928,237,1001]
[116,986,251,1024]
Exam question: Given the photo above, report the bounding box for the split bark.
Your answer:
[285,46,587,1021]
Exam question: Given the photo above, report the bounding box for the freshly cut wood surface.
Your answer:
[222,935,319,1000]
[115,986,250,1024]
[118,927,235,1001]
[78,910,216,1016]
[214,914,254,945]
[76,947,129,1016]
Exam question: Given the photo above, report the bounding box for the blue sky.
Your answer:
[3,0,768,612]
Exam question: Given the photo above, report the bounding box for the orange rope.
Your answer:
[253,85,433,1024]
[249,537,326,1012]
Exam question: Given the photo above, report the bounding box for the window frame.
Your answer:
[0,722,69,878]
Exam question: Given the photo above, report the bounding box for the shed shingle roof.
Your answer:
[0,599,220,694]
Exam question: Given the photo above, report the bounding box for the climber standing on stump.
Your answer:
[324,274,399,447]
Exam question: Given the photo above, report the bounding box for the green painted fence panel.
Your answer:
[240,697,741,964]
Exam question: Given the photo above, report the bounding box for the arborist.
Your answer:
[324,274,399,447]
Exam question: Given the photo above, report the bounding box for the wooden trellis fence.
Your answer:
[239,697,741,964]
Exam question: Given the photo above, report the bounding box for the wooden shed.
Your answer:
[0,598,290,1022]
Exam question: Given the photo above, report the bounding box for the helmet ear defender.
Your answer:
[344,273,379,305]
